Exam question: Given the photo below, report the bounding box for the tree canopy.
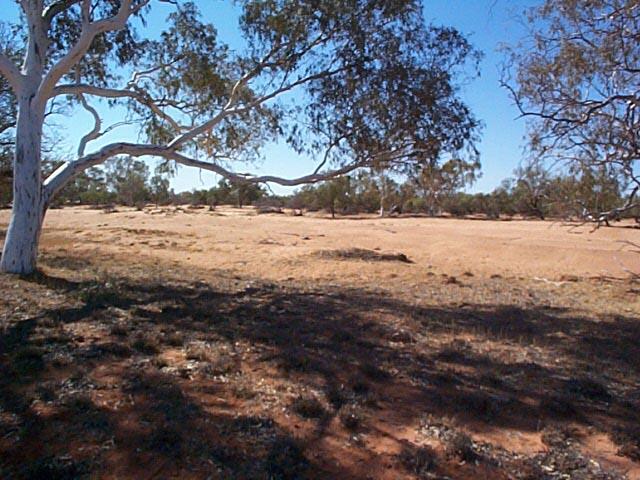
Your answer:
[1,0,481,194]
[503,0,640,225]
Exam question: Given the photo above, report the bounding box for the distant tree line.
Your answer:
[1,154,634,223]
[285,164,634,222]
[0,155,267,210]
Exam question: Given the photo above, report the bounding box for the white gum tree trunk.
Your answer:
[1,5,47,275]
[0,93,46,274]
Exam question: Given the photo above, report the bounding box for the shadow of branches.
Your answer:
[0,268,638,478]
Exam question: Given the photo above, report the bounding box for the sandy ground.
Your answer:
[1,206,639,479]
[5,205,637,284]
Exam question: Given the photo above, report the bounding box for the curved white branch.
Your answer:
[53,83,181,131]
[76,93,101,157]
[0,53,24,94]
[43,139,424,205]
[42,142,375,203]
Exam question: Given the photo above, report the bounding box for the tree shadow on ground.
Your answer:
[0,267,638,478]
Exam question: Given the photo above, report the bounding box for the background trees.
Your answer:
[0,26,17,208]
[282,165,628,220]
[503,0,640,226]
[410,158,481,216]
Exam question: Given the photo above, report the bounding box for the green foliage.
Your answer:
[315,177,352,217]
[170,178,266,208]
[149,173,171,206]
[55,157,170,207]
[286,164,627,221]
[106,157,150,207]
[505,0,640,221]
[411,158,482,215]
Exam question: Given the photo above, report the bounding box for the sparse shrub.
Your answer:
[20,455,89,480]
[185,343,212,362]
[540,395,577,418]
[565,377,611,402]
[445,432,476,462]
[445,275,460,285]
[339,404,363,431]
[430,371,458,386]
[265,437,309,479]
[540,424,577,449]
[203,353,236,375]
[280,347,313,373]
[326,384,347,409]
[186,343,236,375]
[256,205,284,214]
[360,362,390,381]
[132,335,160,355]
[62,394,95,413]
[98,342,132,358]
[479,372,503,389]
[458,392,500,420]
[317,248,412,263]
[110,324,129,337]
[611,428,640,462]
[351,378,370,395]
[35,382,56,402]
[437,347,468,363]
[390,329,414,343]
[153,357,169,369]
[148,425,184,458]
[13,346,45,376]
[349,377,378,408]
[233,380,257,400]
[78,283,123,308]
[291,395,326,419]
[399,445,438,477]
[39,331,73,346]
[164,332,184,347]
[330,330,354,343]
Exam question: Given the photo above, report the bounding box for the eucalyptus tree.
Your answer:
[0,0,480,273]
[411,158,481,216]
[503,0,640,226]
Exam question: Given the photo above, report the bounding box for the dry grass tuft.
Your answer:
[315,248,412,263]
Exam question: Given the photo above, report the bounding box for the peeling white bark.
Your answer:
[1,94,46,274]
[1,1,48,274]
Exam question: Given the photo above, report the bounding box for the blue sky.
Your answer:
[3,0,536,194]
[414,0,535,193]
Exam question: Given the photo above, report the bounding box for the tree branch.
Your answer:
[43,138,426,204]
[43,143,372,202]
[42,0,83,25]
[37,0,149,104]
[167,66,345,150]
[76,92,101,157]
[53,83,181,131]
